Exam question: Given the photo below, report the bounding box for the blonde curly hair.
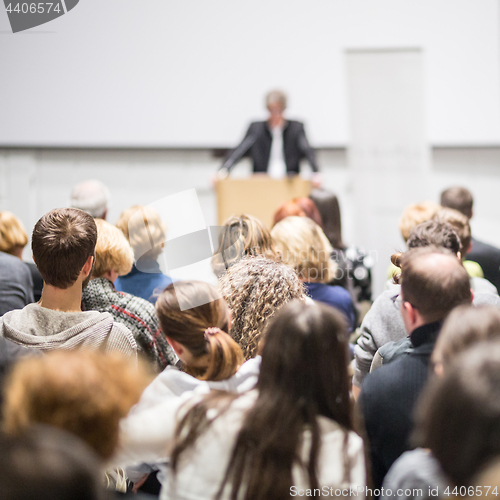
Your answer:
[219,257,305,360]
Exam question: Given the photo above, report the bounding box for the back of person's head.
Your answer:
[399,201,441,242]
[265,89,287,110]
[155,281,243,381]
[309,189,344,249]
[70,180,111,220]
[0,427,106,500]
[271,215,336,284]
[406,220,461,255]
[116,205,166,262]
[415,341,500,487]
[172,300,354,499]
[3,350,151,460]
[440,186,474,219]
[32,208,98,289]
[432,305,500,374]
[0,211,28,256]
[400,246,471,323]
[219,257,305,360]
[433,207,472,255]
[211,214,277,278]
[272,198,323,227]
[92,218,134,278]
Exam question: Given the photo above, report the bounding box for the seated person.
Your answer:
[0,211,35,312]
[353,220,500,391]
[211,214,278,278]
[441,186,500,293]
[218,256,305,360]
[358,247,472,489]
[70,179,111,220]
[115,206,172,304]
[271,216,355,331]
[0,208,137,356]
[82,219,176,371]
[114,301,366,499]
[3,350,151,493]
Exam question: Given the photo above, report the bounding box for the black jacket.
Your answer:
[467,237,500,294]
[359,322,441,491]
[221,120,319,174]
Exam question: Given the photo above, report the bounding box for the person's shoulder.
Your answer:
[470,237,500,256]
[361,355,408,397]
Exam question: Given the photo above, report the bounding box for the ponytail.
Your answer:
[390,251,403,284]
[200,328,244,382]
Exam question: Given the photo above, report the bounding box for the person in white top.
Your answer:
[115,300,366,499]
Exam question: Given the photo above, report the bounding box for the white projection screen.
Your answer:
[0,0,499,147]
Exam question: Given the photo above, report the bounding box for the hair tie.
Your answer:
[204,327,220,340]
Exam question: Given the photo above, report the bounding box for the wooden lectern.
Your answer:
[216,175,312,228]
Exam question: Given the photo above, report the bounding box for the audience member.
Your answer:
[219,256,305,360]
[0,211,35,313]
[115,205,172,304]
[116,281,256,487]
[272,197,323,227]
[441,186,500,293]
[310,189,373,304]
[398,202,442,243]
[359,247,472,488]
[211,213,278,278]
[0,208,137,355]
[82,219,176,371]
[433,207,496,291]
[70,179,111,220]
[3,350,151,493]
[414,342,500,489]
[116,301,366,499]
[0,426,106,500]
[272,216,355,331]
[381,304,500,500]
[353,220,500,390]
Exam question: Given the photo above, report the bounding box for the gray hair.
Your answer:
[265,89,287,110]
[70,180,110,219]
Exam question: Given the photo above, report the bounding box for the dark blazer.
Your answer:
[467,237,500,294]
[221,120,319,174]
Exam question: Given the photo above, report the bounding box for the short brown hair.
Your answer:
[272,198,323,227]
[440,186,473,219]
[433,207,471,255]
[32,208,97,289]
[400,246,471,323]
[2,350,151,460]
[399,201,441,242]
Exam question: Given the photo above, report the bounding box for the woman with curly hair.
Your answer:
[211,214,278,278]
[219,256,305,359]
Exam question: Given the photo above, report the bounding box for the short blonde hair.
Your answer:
[265,89,287,110]
[399,201,441,242]
[271,216,336,283]
[3,350,152,460]
[116,205,166,261]
[92,218,134,278]
[0,211,28,254]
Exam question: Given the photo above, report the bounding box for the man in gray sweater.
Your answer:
[0,208,136,356]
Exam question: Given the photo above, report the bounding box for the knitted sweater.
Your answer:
[0,303,137,356]
[82,278,176,371]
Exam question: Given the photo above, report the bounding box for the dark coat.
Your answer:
[222,120,319,174]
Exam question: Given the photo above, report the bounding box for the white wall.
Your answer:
[0,0,499,146]
[2,146,500,296]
